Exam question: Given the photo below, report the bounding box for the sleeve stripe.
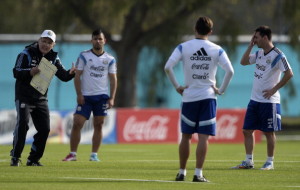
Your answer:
[15,51,31,71]
[255,51,259,60]
[219,49,224,56]
[177,44,182,53]
[281,57,290,70]
[271,48,291,71]
[109,59,116,66]
[79,53,87,65]
[15,54,24,69]
[271,54,283,68]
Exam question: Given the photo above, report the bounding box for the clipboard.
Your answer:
[30,57,57,95]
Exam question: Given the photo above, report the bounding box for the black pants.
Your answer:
[10,100,50,162]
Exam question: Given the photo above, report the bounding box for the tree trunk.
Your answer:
[114,45,140,107]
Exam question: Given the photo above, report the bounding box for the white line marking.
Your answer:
[285,186,300,188]
[61,177,214,184]
[114,160,300,163]
[1,159,299,163]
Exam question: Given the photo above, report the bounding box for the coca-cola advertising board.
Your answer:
[117,109,180,143]
[117,108,261,144]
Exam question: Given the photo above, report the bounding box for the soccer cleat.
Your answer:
[62,153,77,161]
[232,160,254,169]
[89,154,100,161]
[26,160,43,166]
[260,162,274,170]
[192,175,209,182]
[10,157,21,166]
[175,173,185,181]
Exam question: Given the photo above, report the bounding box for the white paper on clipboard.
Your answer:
[30,57,57,95]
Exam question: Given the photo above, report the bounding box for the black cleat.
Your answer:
[175,173,185,181]
[10,158,21,166]
[26,160,43,166]
[192,175,209,182]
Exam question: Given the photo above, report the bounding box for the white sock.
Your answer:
[194,168,203,177]
[179,169,186,176]
[70,152,77,156]
[267,156,274,163]
[91,152,97,156]
[246,154,253,162]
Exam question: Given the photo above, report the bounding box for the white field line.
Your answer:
[61,177,300,187]
[284,186,300,188]
[114,160,300,163]
[1,159,300,163]
[61,177,214,184]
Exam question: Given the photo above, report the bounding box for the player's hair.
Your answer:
[255,26,272,40]
[92,29,104,37]
[195,16,213,35]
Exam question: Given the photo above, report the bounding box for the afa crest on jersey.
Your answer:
[266,56,272,64]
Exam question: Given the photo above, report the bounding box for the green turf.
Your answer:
[0,141,299,190]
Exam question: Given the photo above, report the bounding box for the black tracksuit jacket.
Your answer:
[13,42,74,103]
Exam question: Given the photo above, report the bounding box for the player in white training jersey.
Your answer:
[63,29,117,162]
[165,16,234,182]
[232,26,293,170]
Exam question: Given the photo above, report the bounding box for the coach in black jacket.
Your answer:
[11,30,75,166]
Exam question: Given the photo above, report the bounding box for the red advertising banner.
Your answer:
[117,109,180,143]
[117,108,261,144]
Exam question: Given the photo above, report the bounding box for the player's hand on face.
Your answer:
[250,33,256,47]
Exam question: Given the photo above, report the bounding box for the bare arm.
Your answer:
[240,34,255,66]
[262,69,294,99]
[108,73,117,108]
[74,70,84,105]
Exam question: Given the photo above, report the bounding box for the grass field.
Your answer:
[0,141,299,190]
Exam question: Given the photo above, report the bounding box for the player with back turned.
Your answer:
[165,16,234,182]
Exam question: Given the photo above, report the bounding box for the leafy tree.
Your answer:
[46,0,213,107]
[0,0,298,108]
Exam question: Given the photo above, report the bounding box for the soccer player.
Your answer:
[62,29,117,162]
[11,30,75,166]
[232,26,293,170]
[164,16,234,182]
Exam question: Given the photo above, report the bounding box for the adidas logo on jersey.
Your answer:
[190,48,211,61]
